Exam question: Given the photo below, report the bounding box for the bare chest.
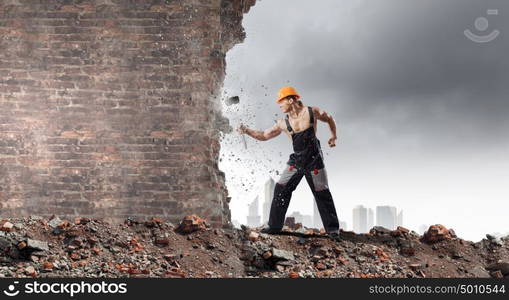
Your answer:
[282,112,317,137]
[288,116,311,133]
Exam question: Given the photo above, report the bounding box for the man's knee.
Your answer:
[310,168,329,192]
[277,165,298,186]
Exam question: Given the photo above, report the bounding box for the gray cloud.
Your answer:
[222,0,509,241]
[233,0,509,151]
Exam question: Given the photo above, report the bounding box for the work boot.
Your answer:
[328,231,341,242]
[260,227,281,235]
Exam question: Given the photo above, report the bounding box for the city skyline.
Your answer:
[240,185,414,234]
[246,196,261,227]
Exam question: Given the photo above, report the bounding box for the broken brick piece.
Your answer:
[337,257,349,265]
[284,217,295,228]
[57,220,71,230]
[1,221,14,232]
[248,231,259,242]
[176,215,207,234]
[25,266,37,276]
[155,237,170,246]
[70,253,80,260]
[422,224,456,243]
[17,241,27,250]
[144,217,164,228]
[397,226,410,233]
[43,262,54,271]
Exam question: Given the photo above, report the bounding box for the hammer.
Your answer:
[227,96,247,149]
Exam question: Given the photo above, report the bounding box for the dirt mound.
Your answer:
[0,216,508,278]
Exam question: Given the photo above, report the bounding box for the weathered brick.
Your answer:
[0,0,256,227]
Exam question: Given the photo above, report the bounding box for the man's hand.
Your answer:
[237,124,248,134]
[328,136,337,148]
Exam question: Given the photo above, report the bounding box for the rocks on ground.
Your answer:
[0,218,507,279]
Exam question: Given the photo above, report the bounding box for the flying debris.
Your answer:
[226,96,240,106]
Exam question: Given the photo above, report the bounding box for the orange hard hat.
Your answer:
[276,86,300,103]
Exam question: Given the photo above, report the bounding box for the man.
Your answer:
[238,86,341,240]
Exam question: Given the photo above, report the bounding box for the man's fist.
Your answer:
[237,124,248,134]
[328,136,337,148]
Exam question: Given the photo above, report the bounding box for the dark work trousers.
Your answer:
[268,163,339,233]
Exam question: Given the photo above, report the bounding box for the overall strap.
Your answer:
[308,106,314,126]
[285,115,294,134]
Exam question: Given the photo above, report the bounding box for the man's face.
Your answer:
[278,97,293,113]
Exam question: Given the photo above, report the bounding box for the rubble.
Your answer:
[48,216,62,229]
[271,248,295,261]
[26,239,49,252]
[248,232,259,242]
[486,262,509,276]
[421,224,457,243]
[0,217,507,278]
[486,234,504,247]
[176,215,207,234]
[1,222,14,232]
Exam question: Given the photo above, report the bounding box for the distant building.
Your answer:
[339,220,347,231]
[247,196,261,227]
[263,178,275,225]
[367,208,374,231]
[231,219,241,229]
[313,201,322,229]
[353,205,368,233]
[288,211,313,228]
[376,206,397,230]
[288,211,302,223]
[396,210,403,227]
[301,215,313,228]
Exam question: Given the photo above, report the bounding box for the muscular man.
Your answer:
[238,86,341,240]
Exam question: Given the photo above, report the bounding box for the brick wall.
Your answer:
[0,0,256,227]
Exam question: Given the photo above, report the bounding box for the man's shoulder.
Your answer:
[275,118,289,131]
[309,106,320,113]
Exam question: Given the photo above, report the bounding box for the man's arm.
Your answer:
[313,106,338,147]
[238,121,282,141]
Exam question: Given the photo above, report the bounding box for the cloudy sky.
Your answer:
[219,0,508,242]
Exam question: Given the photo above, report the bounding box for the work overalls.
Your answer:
[268,107,340,233]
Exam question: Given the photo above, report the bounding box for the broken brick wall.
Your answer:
[0,0,256,227]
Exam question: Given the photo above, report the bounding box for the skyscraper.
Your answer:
[376,205,397,230]
[396,210,404,227]
[313,201,323,229]
[247,196,261,227]
[288,211,313,228]
[367,208,374,231]
[339,220,347,231]
[263,178,275,225]
[231,219,241,229]
[353,205,369,233]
